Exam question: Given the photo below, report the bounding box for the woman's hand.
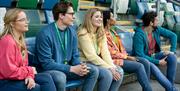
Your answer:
[109,68,121,81]
[25,77,36,89]
[127,56,137,61]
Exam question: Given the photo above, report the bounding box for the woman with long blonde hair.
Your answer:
[78,8,124,91]
[0,8,56,91]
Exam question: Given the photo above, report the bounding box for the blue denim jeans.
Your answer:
[45,63,98,91]
[137,57,151,80]
[151,52,177,91]
[96,65,123,91]
[0,73,56,91]
[122,57,152,91]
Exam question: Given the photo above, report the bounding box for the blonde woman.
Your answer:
[0,8,56,91]
[78,8,124,91]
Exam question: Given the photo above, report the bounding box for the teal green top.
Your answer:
[133,26,177,64]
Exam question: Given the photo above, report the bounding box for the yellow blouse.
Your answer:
[78,28,115,68]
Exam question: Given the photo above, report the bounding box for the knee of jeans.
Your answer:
[99,68,113,81]
[167,53,177,63]
[138,57,150,65]
[34,84,41,91]
[87,64,99,78]
[51,71,66,86]
[136,63,145,71]
[38,73,54,84]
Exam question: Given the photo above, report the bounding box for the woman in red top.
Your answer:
[0,8,56,91]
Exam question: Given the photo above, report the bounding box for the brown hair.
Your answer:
[52,1,73,21]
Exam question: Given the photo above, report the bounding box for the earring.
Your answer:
[150,22,153,26]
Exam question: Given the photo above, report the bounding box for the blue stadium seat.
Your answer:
[74,10,86,26]
[25,37,37,67]
[24,10,41,24]
[66,80,84,89]
[118,32,134,55]
[44,10,54,24]
[136,2,148,18]
[42,0,59,10]
[25,37,84,89]
[0,0,12,7]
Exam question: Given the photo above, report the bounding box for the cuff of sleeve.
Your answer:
[64,65,71,73]
[154,59,160,64]
[27,67,35,79]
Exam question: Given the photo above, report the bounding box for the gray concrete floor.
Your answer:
[120,80,180,91]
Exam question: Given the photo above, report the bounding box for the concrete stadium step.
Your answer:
[120,80,180,91]
[79,0,109,10]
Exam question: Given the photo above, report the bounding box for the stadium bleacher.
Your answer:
[0,0,180,90]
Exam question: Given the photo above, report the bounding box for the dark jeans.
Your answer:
[45,63,98,91]
[0,73,56,91]
[122,57,152,91]
[151,52,177,91]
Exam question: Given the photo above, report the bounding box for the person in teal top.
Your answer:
[133,11,178,91]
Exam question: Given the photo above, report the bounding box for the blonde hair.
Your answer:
[78,8,105,46]
[0,8,27,58]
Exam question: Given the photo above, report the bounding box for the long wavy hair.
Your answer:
[0,8,27,58]
[78,8,105,47]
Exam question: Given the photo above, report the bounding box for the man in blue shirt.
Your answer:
[35,1,98,91]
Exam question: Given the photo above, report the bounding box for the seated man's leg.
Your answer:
[122,60,152,91]
[35,73,56,91]
[150,62,175,91]
[109,66,124,91]
[66,63,99,91]
[166,53,177,84]
[45,70,66,91]
[0,80,40,91]
[97,66,113,91]
[155,52,177,84]
[137,57,151,79]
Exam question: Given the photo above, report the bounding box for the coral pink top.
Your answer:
[0,34,34,80]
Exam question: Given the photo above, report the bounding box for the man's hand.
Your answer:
[70,63,90,76]
[159,56,167,66]
[25,77,36,89]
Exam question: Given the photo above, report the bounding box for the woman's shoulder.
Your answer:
[77,28,89,37]
[0,35,16,47]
